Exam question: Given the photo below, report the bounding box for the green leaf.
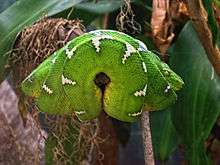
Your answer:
[75,0,123,14]
[169,22,220,164]
[151,109,179,161]
[213,0,220,8]
[54,0,125,25]
[0,0,15,13]
[0,0,83,83]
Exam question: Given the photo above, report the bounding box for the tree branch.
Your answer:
[141,111,155,165]
[187,0,220,77]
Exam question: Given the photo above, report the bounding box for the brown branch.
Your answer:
[186,0,220,77]
[151,0,174,60]
[0,80,45,164]
[141,111,155,165]
[103,14,109,29]
[95,112,119,165]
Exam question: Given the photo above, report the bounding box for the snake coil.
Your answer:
[22,30,184,122]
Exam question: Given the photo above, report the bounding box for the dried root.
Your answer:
[116,0,141,34]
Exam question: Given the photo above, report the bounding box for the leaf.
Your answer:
[75,0,123,14]
[169,22,220,164]
[0,0,16,13]
[54,0,125,25]
[151,109,179,161]
[0,0,83,83]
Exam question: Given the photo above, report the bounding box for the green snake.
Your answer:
[21,30,184,122]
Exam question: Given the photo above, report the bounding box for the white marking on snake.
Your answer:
[27,78,33,83]
[89,31,103,36]
[62,75,76,85]
[122,42,136,64]
[65,47,77,59]
[163,70,170,76]
[128,109,142,117]
[75,110,86,115]
[25,74,33,83]
[92,35,113,52]
[164,85,171,93]
[142,62,147,73]
[42,84,53,94]
[52,58,56,64]
[136,39,148,52]
[134,84,147,97]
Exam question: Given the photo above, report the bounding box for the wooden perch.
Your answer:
[141,111,155,165]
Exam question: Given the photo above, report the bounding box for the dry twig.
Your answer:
[187,0,220,77]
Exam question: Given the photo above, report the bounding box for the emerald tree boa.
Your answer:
[21,30,184,122]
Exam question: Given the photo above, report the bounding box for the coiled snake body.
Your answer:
[22,30,184,122]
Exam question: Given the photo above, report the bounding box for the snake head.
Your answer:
[159,62,184,92]
[21,55,53,98]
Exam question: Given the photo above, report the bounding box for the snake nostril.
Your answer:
[94,72,111,93]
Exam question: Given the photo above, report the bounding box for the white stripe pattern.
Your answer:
[92,35,113,53]
[52,57,56,64]
[75,110,86,115]
[42,84,53,94]
[62,75,76,85]
[66,47,77,59]
[134,84,147,97]
[122,43,136,64]
[128,109,142,117]
[142,62,147,73]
